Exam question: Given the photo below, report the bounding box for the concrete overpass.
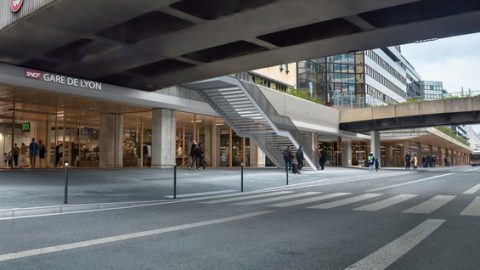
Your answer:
[339,96,480,132]
[1,0,480,90]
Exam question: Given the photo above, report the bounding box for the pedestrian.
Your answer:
[12,143,19,168]
[368,152,375,171]
[319,147,327,170]
[411,154,418,170]
[29,138,39,168]
[20,142,27,167]
[295,146,304,171]
[38,140,46,168]
[405,152,411,170]
[6,152,12,168]
[197,142,205,170]
[444,156,448,167]
[283,146,293,172]
[189,140,198,169]
[55,143,63,167]
[375,158,379,172]
[3,153,7,168]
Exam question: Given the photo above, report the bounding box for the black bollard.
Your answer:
[173,165,177,199]
[64,163,69,204]
[286,166,289,186]
[241,163,244,192]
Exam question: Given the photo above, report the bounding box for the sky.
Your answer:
[400,33,480,133]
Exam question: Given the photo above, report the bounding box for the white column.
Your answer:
[99,113,123,168]
[257,146,266,167]
[152,109,176,168]
[370,130,381,164]
[342,140,352,167]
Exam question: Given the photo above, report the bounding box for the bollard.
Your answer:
[241,163,244,192]
[286,166,289,186]
[64,163,69,204]
[173,165,177,199]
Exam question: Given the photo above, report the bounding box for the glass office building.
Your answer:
[420,80,445,100]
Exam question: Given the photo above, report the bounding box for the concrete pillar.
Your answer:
[210,125,218,167]
[341,140,352,167]
[99,113,123,168]
[370,130,380,164]
[257,146,266,167]
[152,109,176,168]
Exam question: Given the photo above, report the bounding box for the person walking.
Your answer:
[411,154,418,170]
[319,147,327,170]
[12,143,19,168]
[189,140,198,169]
[55,143,63,167]
[20,142,27,167]
[29,138,39,168]
[405,153,411,170]
[38,140,46,168]
[283,146,293,172]
[197,142,205,170]
[368,152,375,171]
[295,146,304,171]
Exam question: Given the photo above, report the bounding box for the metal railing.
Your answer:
[333,90,480,109]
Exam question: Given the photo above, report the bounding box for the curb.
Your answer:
[0,200,167,219]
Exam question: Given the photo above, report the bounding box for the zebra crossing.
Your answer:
[194,183,480,217]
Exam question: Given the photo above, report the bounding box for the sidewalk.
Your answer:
[0,166,442,209]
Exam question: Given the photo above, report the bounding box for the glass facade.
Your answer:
[420,80,445,100]
[297,53,363,105]
[0,88,254,169]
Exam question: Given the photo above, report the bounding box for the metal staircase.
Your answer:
[185,76,317,170]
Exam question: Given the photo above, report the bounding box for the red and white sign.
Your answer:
[25,69,42,79]
[10,0,24,13]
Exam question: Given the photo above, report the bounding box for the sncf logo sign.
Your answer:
[25,69,42,79]
[10,0,24,13]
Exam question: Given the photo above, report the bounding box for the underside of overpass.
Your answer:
[1,0,480,90]
[339,96,480,132]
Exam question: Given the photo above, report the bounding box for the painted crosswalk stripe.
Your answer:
[269,193,351,207]
[345,219,446,270]
[233,192,320,205]
[165,190,237,199]
[352,194,417,212]
[460,196,480,216]
[463,184,480,195]
[403,195,455,214]
[308,193,382,209]
[200,191,293,204]
[367,173,454,192]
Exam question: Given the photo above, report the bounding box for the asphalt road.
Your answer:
[0,166,479,269]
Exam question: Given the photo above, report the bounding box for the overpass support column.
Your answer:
[341,140,352,167]
[371,131,381,164]
[99,113,123,168]
[152,109,176,168]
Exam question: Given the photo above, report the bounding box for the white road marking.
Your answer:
[308,193,382,209]
[403,195,455,214]
[460,196,480,216]
[367,173,455,192]
[463,184,480,194]
[269,193,351,207]
[0,210,273,263]
[462,167,480,172]
[352,194,417,212]
[165,190,237,198]
[200,191,293,204]
[233,192,320,205]
[345,219,445,270]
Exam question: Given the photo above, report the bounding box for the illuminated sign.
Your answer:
[24,69,102,91]
[10,0,24,13]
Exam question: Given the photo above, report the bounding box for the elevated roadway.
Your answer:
[340,96,480,132]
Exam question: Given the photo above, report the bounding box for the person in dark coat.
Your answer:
[319,148,327,170]
[405,153,411,170]
[197,142,205,170]
[283,146,293,172]
[295,146,304,171]
[189,140,198,169]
